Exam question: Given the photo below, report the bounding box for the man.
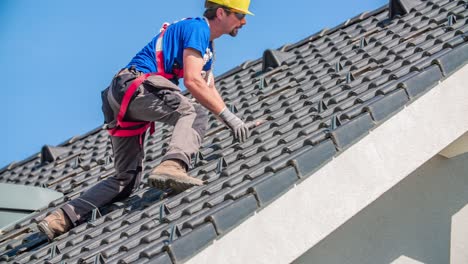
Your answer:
[38,0,255,240]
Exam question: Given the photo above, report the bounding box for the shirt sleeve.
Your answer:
[181,20,210,58]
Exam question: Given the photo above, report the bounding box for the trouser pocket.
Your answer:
[154,89,182,111]
[143,75,180,92]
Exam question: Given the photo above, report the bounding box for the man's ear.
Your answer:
[216,7,225,19]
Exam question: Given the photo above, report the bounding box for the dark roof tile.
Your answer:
[433,41,468,75]
[166,222,217,264]
[399,64,443,98]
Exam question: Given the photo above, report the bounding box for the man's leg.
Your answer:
[62,134,144,223]
[149,102,209,192]
[161,100,209,167]
[38,79,145,240]
[38,133,144,239]
[125,83,209,192]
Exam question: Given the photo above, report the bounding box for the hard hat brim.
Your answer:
[230,7,254,16]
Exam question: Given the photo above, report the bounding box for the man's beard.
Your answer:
[229,28,239,37]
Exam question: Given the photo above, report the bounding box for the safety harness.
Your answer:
[106,72,157,139]
[106,18,213,143]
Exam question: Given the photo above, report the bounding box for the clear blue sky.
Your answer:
[1,0,387,168]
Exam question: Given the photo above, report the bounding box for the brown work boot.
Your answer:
[37,209,72,240]
[148,159,203,193]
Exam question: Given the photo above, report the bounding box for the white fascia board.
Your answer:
[391,255,426,264]
[187,65,468,264]
[439,132,468,158]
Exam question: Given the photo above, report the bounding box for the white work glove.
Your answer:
[218,108,251,143]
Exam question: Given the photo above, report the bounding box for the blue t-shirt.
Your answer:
[126,17,213,77]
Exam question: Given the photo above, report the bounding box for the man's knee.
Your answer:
[111,169,140,202]
[175,95,196,116]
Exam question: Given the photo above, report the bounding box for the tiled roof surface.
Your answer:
[1,0,468,263]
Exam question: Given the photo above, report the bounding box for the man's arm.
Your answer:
[183,48,225,115]
[183,48,251,142]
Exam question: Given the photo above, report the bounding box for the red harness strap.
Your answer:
[155,23,184,80]
[107,73,155,139]
[107,21,185,140]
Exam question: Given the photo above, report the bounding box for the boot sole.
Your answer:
[149,174,203,193]
[37,221,54,241]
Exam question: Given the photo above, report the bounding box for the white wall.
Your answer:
[451,203,468,264]
[293,153,468,264]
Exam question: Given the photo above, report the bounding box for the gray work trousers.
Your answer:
[61,68,209,225]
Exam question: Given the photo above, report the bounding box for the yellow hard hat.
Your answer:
[205,0,254,15]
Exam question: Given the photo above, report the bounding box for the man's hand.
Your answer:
[218,108,250,143]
